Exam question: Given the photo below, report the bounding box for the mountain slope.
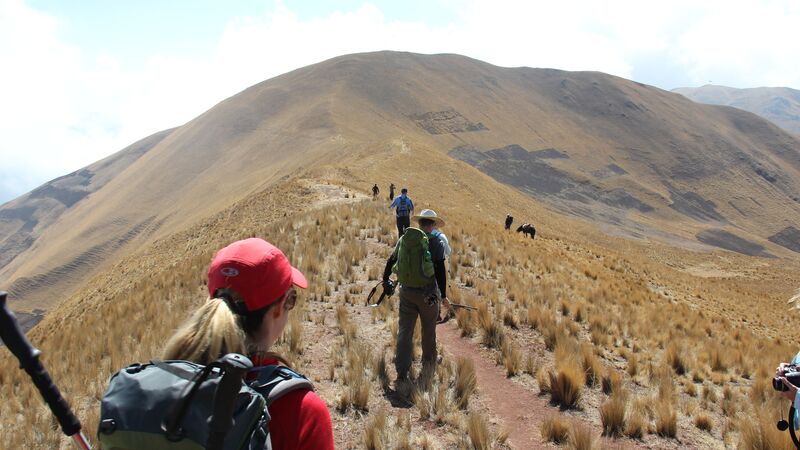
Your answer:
[3,51,800,312]
[674,84,800,135]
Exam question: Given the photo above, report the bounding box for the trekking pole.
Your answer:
[366,280,395,307]
[206,353,253,450]
[0,291,92,450]
[450,303,478,311]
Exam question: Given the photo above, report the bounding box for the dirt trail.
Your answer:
[437,322,544,448]
[438,322,639,450]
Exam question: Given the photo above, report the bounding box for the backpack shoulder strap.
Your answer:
[249,365,314,406]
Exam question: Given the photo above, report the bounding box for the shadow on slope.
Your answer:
[696,228,774,258]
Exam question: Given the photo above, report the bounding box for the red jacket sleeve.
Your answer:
[268,389,334,450]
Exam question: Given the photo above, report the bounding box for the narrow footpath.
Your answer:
[437,322,639,449]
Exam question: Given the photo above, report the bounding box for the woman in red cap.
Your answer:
[163,238,334,450]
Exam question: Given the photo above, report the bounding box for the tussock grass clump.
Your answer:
[569,420,596,449]
[363,408,387,449]
[541,415,570,444]
[284,310,304,354]
[502,308,518,329]
[580,345,603,387]
[601,370,623,395]
[624,398,647,439]
[665,343,687,375]
[694,412,713,432]
[600,394,626,437]
[481,320,506,350]
[685,380,698,397]
[456,308,475,337]
[467,410,492,450]
[709,346,728,372]
[549,361,584,409]
[627,356,639,378]
[655,402,677,438]
[454,357,477,409]
[537,367,552,394]
[501,341,522,377]
[737,408,794,450]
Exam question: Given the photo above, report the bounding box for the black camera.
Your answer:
[773,367,800,391]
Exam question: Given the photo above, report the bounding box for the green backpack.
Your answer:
[392,227,435,288]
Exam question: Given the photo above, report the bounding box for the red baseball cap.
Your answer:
[207,238,308,311]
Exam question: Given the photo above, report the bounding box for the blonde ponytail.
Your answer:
[163,298,247,364]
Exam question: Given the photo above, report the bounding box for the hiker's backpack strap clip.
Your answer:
[249,365,314,406]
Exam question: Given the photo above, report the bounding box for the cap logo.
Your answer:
[220,267,239,277]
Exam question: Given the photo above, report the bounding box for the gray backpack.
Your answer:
[98,358,313,450]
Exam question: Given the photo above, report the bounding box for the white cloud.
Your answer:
[1,0,799,203]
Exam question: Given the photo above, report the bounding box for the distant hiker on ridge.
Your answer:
[372,183,379,200]
[505,214,514,231]
[162,238,334,449]
[389,188,414,238]
[382,209,450,382]
[389,183,396,201]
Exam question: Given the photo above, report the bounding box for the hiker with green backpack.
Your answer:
[382,209,451,381]
[98,238,334,450]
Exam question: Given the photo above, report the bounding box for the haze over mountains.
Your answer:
[2,51,800,312]
[674,85,800,135]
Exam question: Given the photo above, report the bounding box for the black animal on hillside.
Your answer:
[516,223,536,239]
[504,214,513,230]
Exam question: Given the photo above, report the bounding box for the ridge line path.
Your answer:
[437,321,640,450]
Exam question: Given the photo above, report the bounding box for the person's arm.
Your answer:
[389,197,398,209]
[269,390,334,450]
[433,259,447,298]
[383,251,398,282]
[429,236,446,298]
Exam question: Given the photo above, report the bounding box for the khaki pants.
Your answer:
[395,285,439,379]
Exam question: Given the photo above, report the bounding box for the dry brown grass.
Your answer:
[568,420,596,450]
[4,169,800,450]
[694,412,713,432]
[549,361,584,409]
[501,341,522,377]
[655,402,677,438]
[600,393,627,437]
[665,343,688,375]
[738,406,794,450]
[601,370,623,396]
[454,357,477,409]
[467,410,492,450]
[541,415,571,444]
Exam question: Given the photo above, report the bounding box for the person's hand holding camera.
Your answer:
[779,377,799,401]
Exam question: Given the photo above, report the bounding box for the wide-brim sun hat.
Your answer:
[207,238,307,311]
[412,209,445,227]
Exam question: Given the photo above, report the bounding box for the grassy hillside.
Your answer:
[675,85,800,135]
[4,52,800,316]
[2,142,799,448]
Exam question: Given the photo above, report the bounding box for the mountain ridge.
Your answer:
[674,84,800,135]
[3,51,800,312]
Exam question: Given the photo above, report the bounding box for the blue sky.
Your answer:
[1,0,799,204]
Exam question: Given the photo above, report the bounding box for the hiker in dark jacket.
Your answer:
[388,183,396,200]
[382,209,450,381]
[505,214,513,230]
[388,188,414,238]
[372,184,379,199]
